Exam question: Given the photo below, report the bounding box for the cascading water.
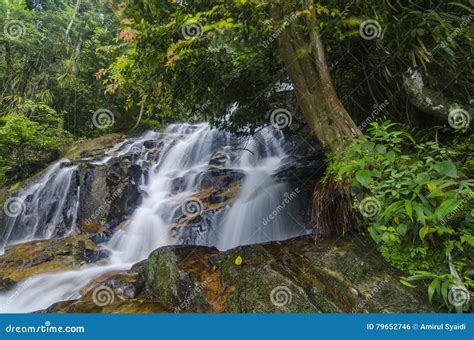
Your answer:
[0,160,79,254]
[0,123,311,312]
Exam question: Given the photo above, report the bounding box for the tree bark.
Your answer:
[271,2,359,154]
[402,68,466,123]
[65,0,81,46]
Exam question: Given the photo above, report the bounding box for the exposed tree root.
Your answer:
[312,175,360,240]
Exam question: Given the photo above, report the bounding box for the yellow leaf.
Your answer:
[234,256,243,266]
[427,181,437,192]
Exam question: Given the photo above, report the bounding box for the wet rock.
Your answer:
[170,177,186,194]
[199,169,245,190]
[142,235,436,313]
[145,245,219,312]
[0,235,106,284]
[0,278,15,292]
[45,234,432,314]
[171,183,241,245]
[43,262,156,313]
[208,151,228,169]
[76,157,143,232]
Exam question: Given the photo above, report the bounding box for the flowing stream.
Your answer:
[0,123,310,312]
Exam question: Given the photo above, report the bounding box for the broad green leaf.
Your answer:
[416,173,430,185]
[435,199,459,220]
[355,169,374,187]
[376,144,387,154]
[368,227,381,243]
[419,226,434,240]
[406,271,437,281]
[413,202,427,225]
[441,281,449,305]
[428,278,438,303]
[400,279,416,288]
[396,223,407,236]
[461,235,474,246]
[386,151,396,162]
[434,161,458,178]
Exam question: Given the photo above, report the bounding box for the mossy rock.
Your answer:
[142,235,436,313]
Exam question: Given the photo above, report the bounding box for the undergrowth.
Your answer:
[329,121,473,312]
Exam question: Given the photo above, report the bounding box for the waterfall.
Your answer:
[0,123,311,312]
[0,160,79,254]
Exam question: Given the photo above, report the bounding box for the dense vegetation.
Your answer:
[330,122,473,312]
[0,0,472,311]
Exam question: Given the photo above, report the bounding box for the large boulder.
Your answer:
[43,235,435,313]
[0,235,107,288]
[143,235,435,313]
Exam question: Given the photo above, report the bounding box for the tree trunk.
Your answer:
[271,2,359,154]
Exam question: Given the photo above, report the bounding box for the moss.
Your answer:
[146,249,181,304]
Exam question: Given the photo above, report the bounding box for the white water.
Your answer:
[0,160,78,254]
[0,123,308,312]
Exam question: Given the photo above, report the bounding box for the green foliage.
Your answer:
[0,112,72,184]
[0,0,125,136]
[323,1,473,122]
[330,121,473,312]
[106,1,472,131]
[106,0,286,135]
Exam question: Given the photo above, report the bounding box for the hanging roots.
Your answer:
[312,175,360,240]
